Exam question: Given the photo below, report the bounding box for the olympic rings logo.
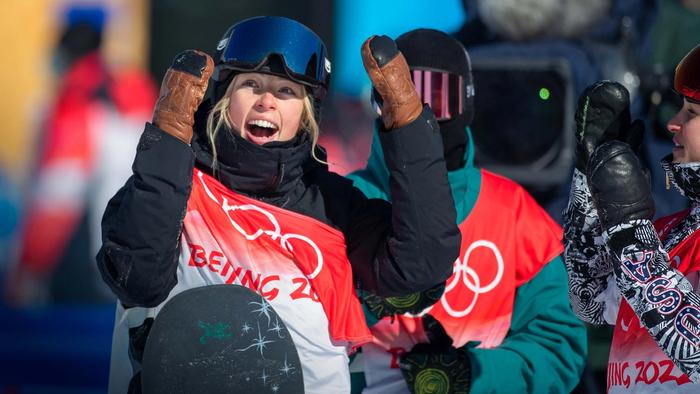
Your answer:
[197,171,324,279]
[438,240,504,318]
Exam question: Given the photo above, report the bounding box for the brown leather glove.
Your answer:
[152,50,214,144]
[361,35,423,130]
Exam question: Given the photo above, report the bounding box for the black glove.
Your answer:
[362,283,445,319]
[588,140,655,229]
[399,315,471,394]
[575,81,644,172]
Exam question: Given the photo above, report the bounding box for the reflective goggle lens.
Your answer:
[215,17,329,88]
[412,70,464,121]
[371,69,465,121]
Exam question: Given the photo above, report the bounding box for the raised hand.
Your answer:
[361,35,423,130]
[152,50,214,144]
[575,81,635,172]
[587,140,655,229]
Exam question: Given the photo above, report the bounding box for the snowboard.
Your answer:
[141,284,304,393]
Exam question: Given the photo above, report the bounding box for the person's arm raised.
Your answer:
[348,36,460,295]
[97,50,213,307]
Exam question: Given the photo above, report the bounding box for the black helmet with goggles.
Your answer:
[211,16,331,120]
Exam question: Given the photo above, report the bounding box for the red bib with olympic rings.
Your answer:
[369,170,562,352]
[186,170,372,345]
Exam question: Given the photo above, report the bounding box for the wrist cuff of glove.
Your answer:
[361,283,444,321]
[387,282,445,315]
[604,219,658,256]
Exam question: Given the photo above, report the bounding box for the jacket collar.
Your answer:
[191,105,318,208]
[661,154,700,207]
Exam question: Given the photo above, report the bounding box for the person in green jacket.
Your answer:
[346,29,587,394]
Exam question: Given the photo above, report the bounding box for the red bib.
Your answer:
[187,170,372,345]
[373,171,562,349]
[607,210,700,392]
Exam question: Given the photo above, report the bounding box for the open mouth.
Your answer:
[246,119,279,144]
[673,138,684,150]
[672,140,685,163]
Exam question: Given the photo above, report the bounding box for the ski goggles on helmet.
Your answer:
[372,68,470,121]
[674,44,700,104]
[212,16,330,94]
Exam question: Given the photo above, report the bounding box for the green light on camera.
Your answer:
[539,88,550,100]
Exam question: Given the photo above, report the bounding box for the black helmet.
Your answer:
[211,16,331,121]
[395,28,475,170]
[675,44,700,104]
[396,28,474,126]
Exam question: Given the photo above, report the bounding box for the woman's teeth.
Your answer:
[248,119,278,130]
[247,120,278,139]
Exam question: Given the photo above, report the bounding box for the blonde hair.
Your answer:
[205,74,323,170]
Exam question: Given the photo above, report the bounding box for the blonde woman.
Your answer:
[96,16,460,393]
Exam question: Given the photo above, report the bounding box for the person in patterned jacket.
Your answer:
[564,43,700,392]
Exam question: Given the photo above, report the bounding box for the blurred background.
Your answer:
[1,0,699,392]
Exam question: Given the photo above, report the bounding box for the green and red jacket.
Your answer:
[347,127,587,393]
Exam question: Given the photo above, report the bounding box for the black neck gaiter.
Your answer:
[192,119,313,207]
[440,118,469,171]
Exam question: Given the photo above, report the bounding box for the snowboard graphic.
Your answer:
[141,284,304,393]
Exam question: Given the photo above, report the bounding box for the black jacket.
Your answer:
[97,106,460,307]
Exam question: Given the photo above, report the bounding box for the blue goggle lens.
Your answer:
[214,16,330,89]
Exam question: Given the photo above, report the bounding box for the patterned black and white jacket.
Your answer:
[563,156,700,383]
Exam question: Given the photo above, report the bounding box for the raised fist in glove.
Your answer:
[361,35,423,130]
[399,315,471,394]
[152,50,214,144]
[575,81,644,172]
[588,140,655,229]
[362,283,445,320]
